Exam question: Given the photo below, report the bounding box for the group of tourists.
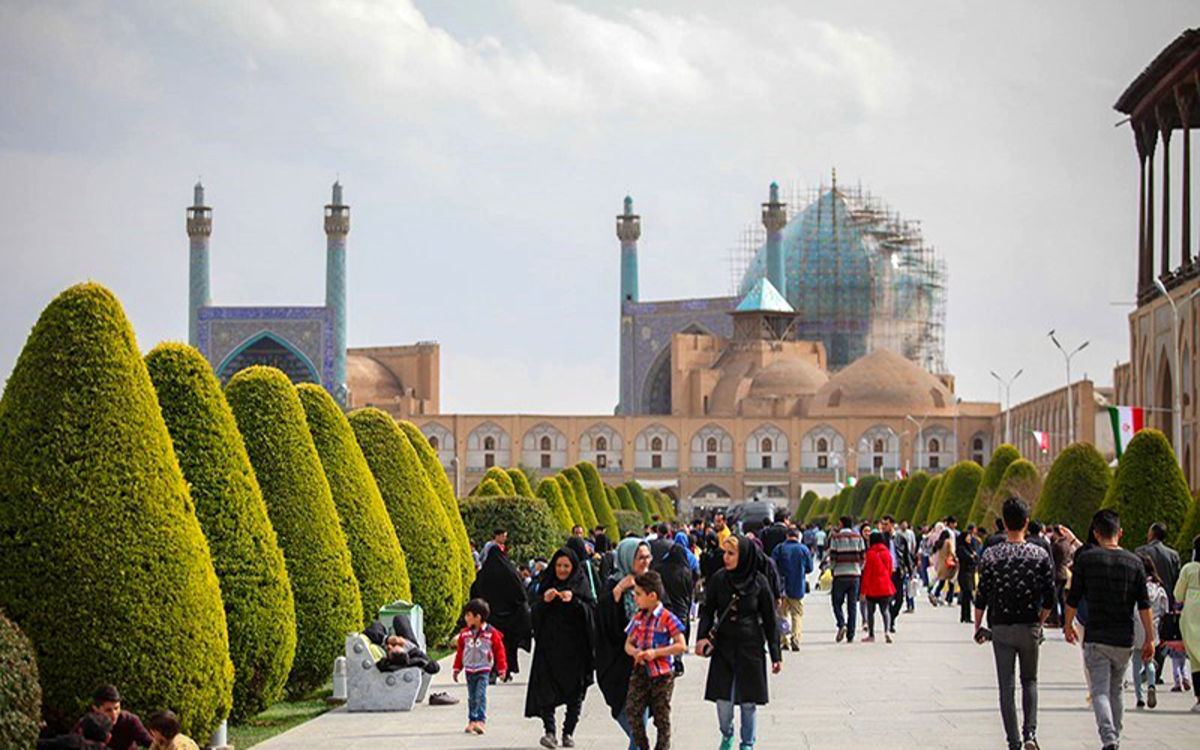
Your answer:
[37,685,198,750]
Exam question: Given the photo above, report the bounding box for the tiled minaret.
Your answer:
[762,181,787,297]
[325,181,350,404]
[186,181,212,347]
[617,195,642,414]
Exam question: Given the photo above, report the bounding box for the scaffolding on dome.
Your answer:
[731,175,947,374]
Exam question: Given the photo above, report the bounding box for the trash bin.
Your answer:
[377,600,425,651]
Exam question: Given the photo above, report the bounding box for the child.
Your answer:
[624,570,686,750]
[453,598,508,735]
[146,711,199,750]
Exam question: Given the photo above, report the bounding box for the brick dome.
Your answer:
[809,349,954,417]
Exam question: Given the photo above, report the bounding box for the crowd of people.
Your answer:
[37,685,199,750]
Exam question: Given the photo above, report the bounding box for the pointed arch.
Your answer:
[800,424,845,471]
[467,421,510,470]
[746,423,788,471]
[635,423,679,470]
[642,346,673,415]
[690,423,733,471]
[215,331,320,385]
[521,422,568,470]
[580,422,623,472]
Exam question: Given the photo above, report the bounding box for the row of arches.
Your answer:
[420,421,991,474]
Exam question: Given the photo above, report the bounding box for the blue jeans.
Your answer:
[466,672,488,722]
[716,680,756,746]
[616,707,648,750]
[831,577,860,635]
[1132,651,1157,703]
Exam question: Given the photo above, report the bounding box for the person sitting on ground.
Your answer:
[39,712,112,750]
[72,685,152,750]
[145,711,198,750]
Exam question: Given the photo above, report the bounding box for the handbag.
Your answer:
[700,593,740,657]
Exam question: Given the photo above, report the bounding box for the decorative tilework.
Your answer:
[197,305,335,394]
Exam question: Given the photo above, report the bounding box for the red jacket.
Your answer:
[860,543,896,599]
[453,623,508,675]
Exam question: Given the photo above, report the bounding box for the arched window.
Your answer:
[651,436,663,451]
[928,438,940,453]
[429,436,439,449]
[873,439,884,453]
[817,437,828,452]
[707,437,718,452]
[972,437,983,450]
[596,436,608,452]
[761,437,773,452]
[540,435,552,451]
[484,436,496,451]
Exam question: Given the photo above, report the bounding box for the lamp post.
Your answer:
[1047,331,1089,445]
[1150,280,1199,468]
[906,414,928,471]
[990,368,1023,444]
[953,396,962,463]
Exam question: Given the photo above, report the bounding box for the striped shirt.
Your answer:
[828,528,866,578]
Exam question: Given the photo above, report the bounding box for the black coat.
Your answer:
[470,547,532,669]
[697,568,781,705]
[653,543,696,639]
[760,523,789,556]
[524,551,596,716]
[594,576,635,718]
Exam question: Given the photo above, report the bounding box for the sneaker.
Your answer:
[885,632,893,644]
[1136,699,1145,709]
[789,642,799,652]
[428,692,458,706]
[561,735,575,748]
[1171,685,1183,692]
[1023,739,1039,750]
[720,736,735,750]
[539,732,557,748]
[836,626,846,642]
[862,636,875,642]
[1147,684,1157,709]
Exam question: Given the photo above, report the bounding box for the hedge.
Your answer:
[873,481,897,518]
[803,497,827,524]
[563,466,599,528]
[850,476,880,519]
[833,486,854,519]
[652,489,677,521]
[614,484,635,512]
[626,480,653,524]
[613,509,645,537]
[146,344,296,720]
[1099,429,1191,551]
[1178,494,1200,552]
[459,496,562,564]
[1034,442,1111,538]
[647,489,665,521]
[299,384,412,625]
[862,482,888,521]
[605,486,621,519]
[931,462,984,524]
[479,466,516,496]
[557,474,587,526]
[882,478,908,518]
[476,478,504,497]
[535,477,575,533]
[507,468,535,498]
[912,475,943,527]
[984,459,1042,530]
[397,421,476,602]
[795,490,818,523]
[0,283,232,736]
[969,444,1021,526]
[0,612,41,749]
[227,367,363,695]
[578,462,619,542]
[895,472,929,523]
[349,409,461,643]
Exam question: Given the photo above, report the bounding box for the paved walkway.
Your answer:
[258,589,1198,750]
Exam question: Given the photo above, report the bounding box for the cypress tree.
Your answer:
[931,462,985,523]
[0,612,41,750]
[299,384,412,624]
[0,284,233,735]
[896,472,930,523]
[969,444,1021,525]
[397,421,475,603]
[564,466,599,528]
[480,466,516,496]
[912,475,943,527]
[605,486,621,519]
[863,481,889,521]
[578,462,619,542]
[507,468,535,498]
[795,490,818,523]
[833,486,854,519]
[626,480,653,524]
[1177,494,1200,552]
[882,478,909,518]
[536,477,575,533]
[349,408,462,643]
[227,366,363,695]
[1099,429,1191,551]
[557,474,587,526]
[476,478,504,497]
[615,484,636,512]
[850,476,880,519]
[1034,442,1111,537]
[146,344,295,720]
[984,459,1042,530]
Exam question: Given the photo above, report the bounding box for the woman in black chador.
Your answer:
[524,547,595,749]
[470,544,532,679]
[695,535,782,750]
[595,537,653,748]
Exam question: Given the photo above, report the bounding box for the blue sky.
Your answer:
[1,1,1194,412]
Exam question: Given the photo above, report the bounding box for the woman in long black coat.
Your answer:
[470,544,532,678]
[595,537,652,750]
[654,533,697,671]
[525,548,595,748]
[695,535,782,749]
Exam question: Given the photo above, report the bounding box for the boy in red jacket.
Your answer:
[453,598,508,735]
[861,531,897,643]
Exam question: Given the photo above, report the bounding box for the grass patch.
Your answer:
[228,685,332,749]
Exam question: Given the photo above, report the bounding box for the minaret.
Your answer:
[616,196,641,415]
[186,181,212,347]
[762,181,787,297]
[324,181,350,405]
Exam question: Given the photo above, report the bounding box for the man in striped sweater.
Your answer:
[828,516,866,643]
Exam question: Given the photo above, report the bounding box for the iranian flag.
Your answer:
[1107,406,1145,458]
[1031,430,1049,454]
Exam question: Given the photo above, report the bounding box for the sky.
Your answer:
[1,1,1195,414]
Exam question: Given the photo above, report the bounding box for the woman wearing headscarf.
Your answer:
[934,526,957,605]
[565,534,600,602]
[525,547,596,748]
[596,537,653,749]
[654,532,699,676]
[470,544,532,680]
[695,535,782,750]
[700,530,725,582]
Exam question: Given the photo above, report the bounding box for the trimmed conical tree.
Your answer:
[796,490,818,523]
[883,478,909,518]
[226,366,363,695]
[626,480,653,524]
[557,474,587,526]
[605,486,621,519]
[895,473,929,523]
[578,462,619,542]
[969,444,1021,525]
[563,466,599,528]
[349,408,462,643]
[1034,442,1111,537]
[476,478,504,497]
[0,283,232,735]
[615,484,635,512]
[863,482,889,521]
[850,476,880,519]
[0,612,41,750]
[397,421,475,603]
[299,384,412,624]
[146,343,296,720]
[912,475,943,527]
[833,486,854,519]
[1177,494,1200,551]
[647,489,666,521]
[655,489,677,521]
[536,477,574,533]
[874,481,897,518]
[1100,429,1191,551]
[983,459,1042,530]
[480,466,516,496]
[931,462,985,524]
[507,468,534,498]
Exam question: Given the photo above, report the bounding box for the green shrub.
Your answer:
[862,482,888,521]
[1177,494,1200,551]
[605,487,621,519]
[563,467,598,528]
[476,478,504,497]
[479,467,516,496]
[557,474,587,526]
[873,482,896,518]
[0,283,232,735]
[626,480,653,524]
[796,490,818,522]
[0,612,41,750]
[882,478,908,518]
[397,421,476,602]
[803,497,827,524]
[912,475,942,527]
[348,409,461,644]
[227,367,363,695]
[969,444,1021,525]
[895,473,929,522]
[299,385,412,624]
[613,509,645,537]
[833,486,854,519]
[507,468,534,498]
[459,496,562,564]
[1099,429,1191,551]
[614,484,635,512]
[1034,442,1111,537]
[535,477,575,533]
[146,344,295,720]
[983,459,1042,530]
[931,462,984,524]
[652,489,677,521]
[850,476,880,519]
[646,489,665,521]
[578,462,618,542]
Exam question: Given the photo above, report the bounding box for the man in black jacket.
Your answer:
[760,510,790,556]
[880,515,912,632]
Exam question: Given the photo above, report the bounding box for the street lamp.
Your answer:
[1150,280,1200,468]
[990,368,1023,444]
[953,396,963,463]
[1048,330,1089,445]
[906,414,928,471]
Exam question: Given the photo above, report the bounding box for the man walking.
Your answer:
[974,497,1055,750]
[828,516,865,643]
[760,510,790,556]
[879,515,912,631]
[772,526,814,651]
[1064,509,1154,750]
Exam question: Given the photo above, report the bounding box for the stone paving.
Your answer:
[257,588,1198,750]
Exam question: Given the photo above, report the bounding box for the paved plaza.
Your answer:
[258,588,1197,750]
